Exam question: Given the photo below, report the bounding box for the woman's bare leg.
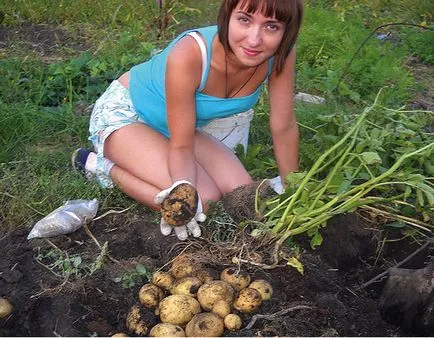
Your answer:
[194,131,253,193]
[103,123,223,208]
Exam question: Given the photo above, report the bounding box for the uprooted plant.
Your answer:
[257,90,433,267]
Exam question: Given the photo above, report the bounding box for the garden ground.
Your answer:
[1,207,432,336]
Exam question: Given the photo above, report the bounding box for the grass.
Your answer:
[0,0,432,234]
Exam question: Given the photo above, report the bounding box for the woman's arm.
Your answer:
[268,47,299,184]
[165,36,203,186]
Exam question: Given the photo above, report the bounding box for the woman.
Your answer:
[73,0,304,240]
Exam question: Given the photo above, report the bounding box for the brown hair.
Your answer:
[217,0,303,74]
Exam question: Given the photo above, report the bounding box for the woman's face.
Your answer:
[227,2,285,67]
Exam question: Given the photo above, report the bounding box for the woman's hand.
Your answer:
[154,180,206,240]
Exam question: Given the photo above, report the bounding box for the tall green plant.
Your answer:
[261,92,433,252]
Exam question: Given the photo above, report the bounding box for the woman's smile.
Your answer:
[227,4,285,67]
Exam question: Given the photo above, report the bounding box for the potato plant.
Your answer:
[262,93,434,251]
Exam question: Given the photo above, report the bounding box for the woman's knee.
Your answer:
[199,185,222,207]
[220,169,253,194]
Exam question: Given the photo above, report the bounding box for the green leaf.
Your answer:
[135,263,148,275]
[286,257,304,275]
[404,186,412,198]
[285,171,307,186]
[417,189,425,207]
[310,232,323,249]
[360,152,382,165]
[401,205,416,217]
[250,229,264,237]
[384,221,406,228]
[327,172,344,193]
[312,200,325,209]
[337,180,352,194]
[72,256,82,268]
[293,206,308,215]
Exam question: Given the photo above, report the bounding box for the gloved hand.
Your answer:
[154,180,206,241]
[268,176,284,194]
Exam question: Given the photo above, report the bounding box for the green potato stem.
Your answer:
[268,88,433,239]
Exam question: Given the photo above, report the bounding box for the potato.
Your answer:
[249,279,273,301]
[194,269,214,284]
[152,271,174,291]
[159,294,201,326]
[185,313,224,337]
[170,253,202,279]
[220,267,251,291]
[150,323,185,337]
[139,284,164,309]
[197,280,235,311]
[247,252,263,263]
[171,276,203,297]
[161,183,198,226]
[0,297,13,318]
[111,333,129,337]
[224,314,242,331]
[126,305,148,336]
[211,300,231,318]
[233,288,262,313]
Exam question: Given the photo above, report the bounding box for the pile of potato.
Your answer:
[124,253,273,337]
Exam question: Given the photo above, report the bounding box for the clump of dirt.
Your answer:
[221,180,275,223]
[0,22,88,57]
[2,204,431,337]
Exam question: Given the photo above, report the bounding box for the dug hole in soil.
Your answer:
[1,197,433,337]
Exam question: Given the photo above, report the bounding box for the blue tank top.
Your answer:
[129,25,272,138]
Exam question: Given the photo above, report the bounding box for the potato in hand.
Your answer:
[161,183,198,227]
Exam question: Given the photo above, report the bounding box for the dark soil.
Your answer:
[1,208,432,337]
[0,22,88,59]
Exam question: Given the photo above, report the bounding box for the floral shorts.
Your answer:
[88,81,254,188]
[88,80,145,188]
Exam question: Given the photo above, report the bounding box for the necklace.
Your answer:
[225,54,259,98]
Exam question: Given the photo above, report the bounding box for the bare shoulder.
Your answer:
[167,34,203,81]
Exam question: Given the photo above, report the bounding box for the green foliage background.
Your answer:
[0,0,432,232]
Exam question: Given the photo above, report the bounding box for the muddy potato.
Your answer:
[161,183,198,227]
[249,279,273,301]
[197,280,235,311]
[139,284,164,309]
[0,297,13,318]
[185,313,224,337]
[159,294,201,326]
[224,314,242,331]
[233,288,262,314]
[247,252,263,263]
[194,269,214,284]
[150,323,185,337]
[171,276,203,297]
[152,271,174,291]
[126,305,148,336]
[211,300,231,318]
[170,253,202,279]
[220,267,251,291]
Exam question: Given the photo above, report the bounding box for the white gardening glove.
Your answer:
[154,180,206,241]
[268,176,284,195]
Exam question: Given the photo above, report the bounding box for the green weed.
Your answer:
[113,263,153,289]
